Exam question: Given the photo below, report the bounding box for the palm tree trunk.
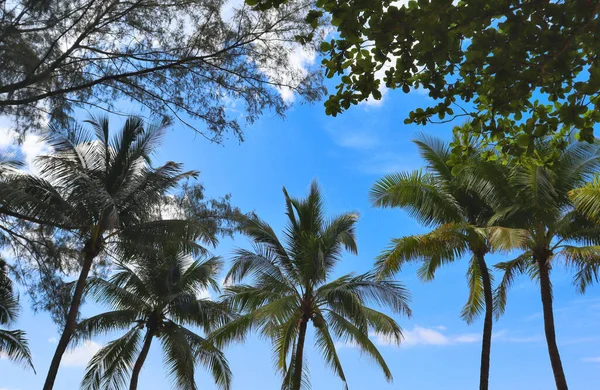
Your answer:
[130,328,154,390]
[537,256,568,390]
[476,253,493,390]
[291,316,308,390]
[43,250,95,390]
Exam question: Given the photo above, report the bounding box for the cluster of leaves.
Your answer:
[252,0,600,160]
[0,0,326,140]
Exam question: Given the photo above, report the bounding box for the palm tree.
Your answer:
[370,134,515,390]
[0,116,207,390]
[0,258,34,371]
[75,251,233,390]
[211,181,411,390]
[494,140,600,390]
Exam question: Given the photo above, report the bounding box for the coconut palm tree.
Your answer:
[0,116,208,390]
[494,140,600,390]
[211,181,411,390]
[0,258,34,371]
[370,134,516,390]
[75,251,233,390]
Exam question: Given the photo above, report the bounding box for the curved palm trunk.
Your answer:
[291,316,308,390]
[476,253,493,390]
[43,250,96,390]
[129,328,154,390]
[537,256,568,390]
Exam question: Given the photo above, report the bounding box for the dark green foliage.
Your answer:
[252,0,600,159]
[0,0,326,140]
[494,140,600,313]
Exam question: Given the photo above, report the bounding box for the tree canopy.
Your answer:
[254,0,600,159]
[0,0,325,140]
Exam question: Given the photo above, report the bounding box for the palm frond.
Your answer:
[226,246,295,288]
[318,273,411,317]
[85,277,148,311]
[326,310,392,382]
[281,343,310,390]
[175,323,232,390]
[570,176,600,222]
[0,285,19,325]
[0,329,35,371]
[493,254,532,318]
[376,224,469,279]
[487,226,530,252]
[178,255,222,293]
[370,170,464,226]
[75,310,141,343]
[413,133,453,180]
[81,327,141,390]
[312,310,347,388]
[160,323,198,390]
[272,309,302,374]
[460,256,486,324]
[560,245,600,293]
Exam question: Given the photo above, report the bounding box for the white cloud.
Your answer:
[357,151,415,175]
[582,357,600,363]
[0,123,51,174]
[341,326,482,349]
[329,130,380,151]
[62,341,102,367]
[48,337,57,344]
[221,0,245,21]
[275,46,316,103]
[396,326,480,347]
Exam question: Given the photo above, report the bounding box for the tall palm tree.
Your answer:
[0,258,34,371]
[75,251,233,390]
[370,134,515,390]
[0,116,207,390]
[494,140,600,390]
[211,181,411,390]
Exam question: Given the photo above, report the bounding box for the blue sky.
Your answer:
[2,77,600,390]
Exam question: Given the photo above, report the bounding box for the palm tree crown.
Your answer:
[370,133,517,390]
[212,181,411,390]
[494,140,600,390]
[77,251,233,390]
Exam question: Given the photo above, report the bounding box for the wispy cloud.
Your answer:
[492,329,542,344]
[357,151,416,175]
[62,341,102,367]
[582,357,600,363]
[336,325,481,349]
[48,337,57,344]
[338,326,543,350]
[334,132,380,151]
[322,110,420,175]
